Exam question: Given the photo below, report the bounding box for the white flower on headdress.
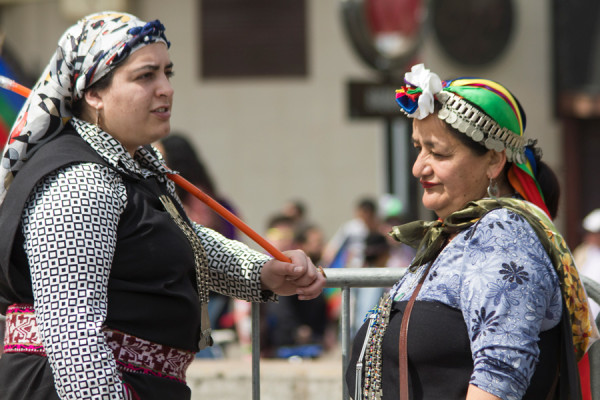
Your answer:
[404,64,443,120]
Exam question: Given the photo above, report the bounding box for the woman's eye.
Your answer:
[166,70,175,79]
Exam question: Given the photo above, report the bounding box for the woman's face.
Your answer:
[412,114,494,219]
[92,42,174,155]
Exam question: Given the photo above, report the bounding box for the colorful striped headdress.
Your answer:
[395,64,551,218]
[0,11,169,205]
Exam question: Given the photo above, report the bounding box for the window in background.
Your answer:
[200,0,307,78]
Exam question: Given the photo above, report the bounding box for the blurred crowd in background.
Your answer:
[156,133,416,361]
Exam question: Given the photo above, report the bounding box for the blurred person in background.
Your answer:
[351,232,391,336]
[377,195,416,269]
[157,133,239,240]
[322,197,380,269]
[260,215,328,358]
[380,214,416,269]
[281,198,309,233]
[574,209,600,319]
[294,223,325,265]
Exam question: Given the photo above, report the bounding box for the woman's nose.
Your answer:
[412,153,424,178]
[158,75,174,98]
[412,153,431,178]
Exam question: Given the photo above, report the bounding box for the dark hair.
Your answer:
[294,224,319,244]
[70,68,117,118]
[288,200,305,218]
[357,197,377,214]
[266,214,295,230]
[534,159,560,220]
[364,232,390,264]
[160,134,216,200]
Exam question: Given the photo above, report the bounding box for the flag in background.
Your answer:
[323,237,350,320]
[0,56,26,151]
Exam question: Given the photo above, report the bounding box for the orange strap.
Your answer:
[167,174,291,263]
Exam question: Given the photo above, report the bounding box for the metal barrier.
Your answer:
[250,268,406,400]
[249,270,600,400]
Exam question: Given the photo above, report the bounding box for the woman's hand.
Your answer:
[260,249,326,300]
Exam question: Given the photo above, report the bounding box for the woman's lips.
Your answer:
[421,181,437,189]
[151,106,171,120]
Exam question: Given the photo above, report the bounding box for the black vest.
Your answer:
[0,128,203,351]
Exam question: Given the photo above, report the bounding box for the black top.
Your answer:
[346,300,560,399]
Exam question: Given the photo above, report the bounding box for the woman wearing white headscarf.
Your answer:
[0,12,324,400]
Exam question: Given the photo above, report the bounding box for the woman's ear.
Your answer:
[79,89,103,123]
[487,150,507,180]
[84,89,103,111]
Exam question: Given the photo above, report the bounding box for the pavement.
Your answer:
[187,345,345,400]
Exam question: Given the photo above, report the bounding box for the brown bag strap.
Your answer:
[399,263,432,400]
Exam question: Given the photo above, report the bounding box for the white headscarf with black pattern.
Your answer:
[0,11,169,204]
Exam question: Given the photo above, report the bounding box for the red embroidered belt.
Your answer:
[3,303,195,383]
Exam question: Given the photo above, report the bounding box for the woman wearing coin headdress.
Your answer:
[346,64,598,400]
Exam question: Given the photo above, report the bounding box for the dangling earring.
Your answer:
[487,178,499,198]
[95,108,101,134]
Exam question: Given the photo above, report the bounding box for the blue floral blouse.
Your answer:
[389,207,562,400]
